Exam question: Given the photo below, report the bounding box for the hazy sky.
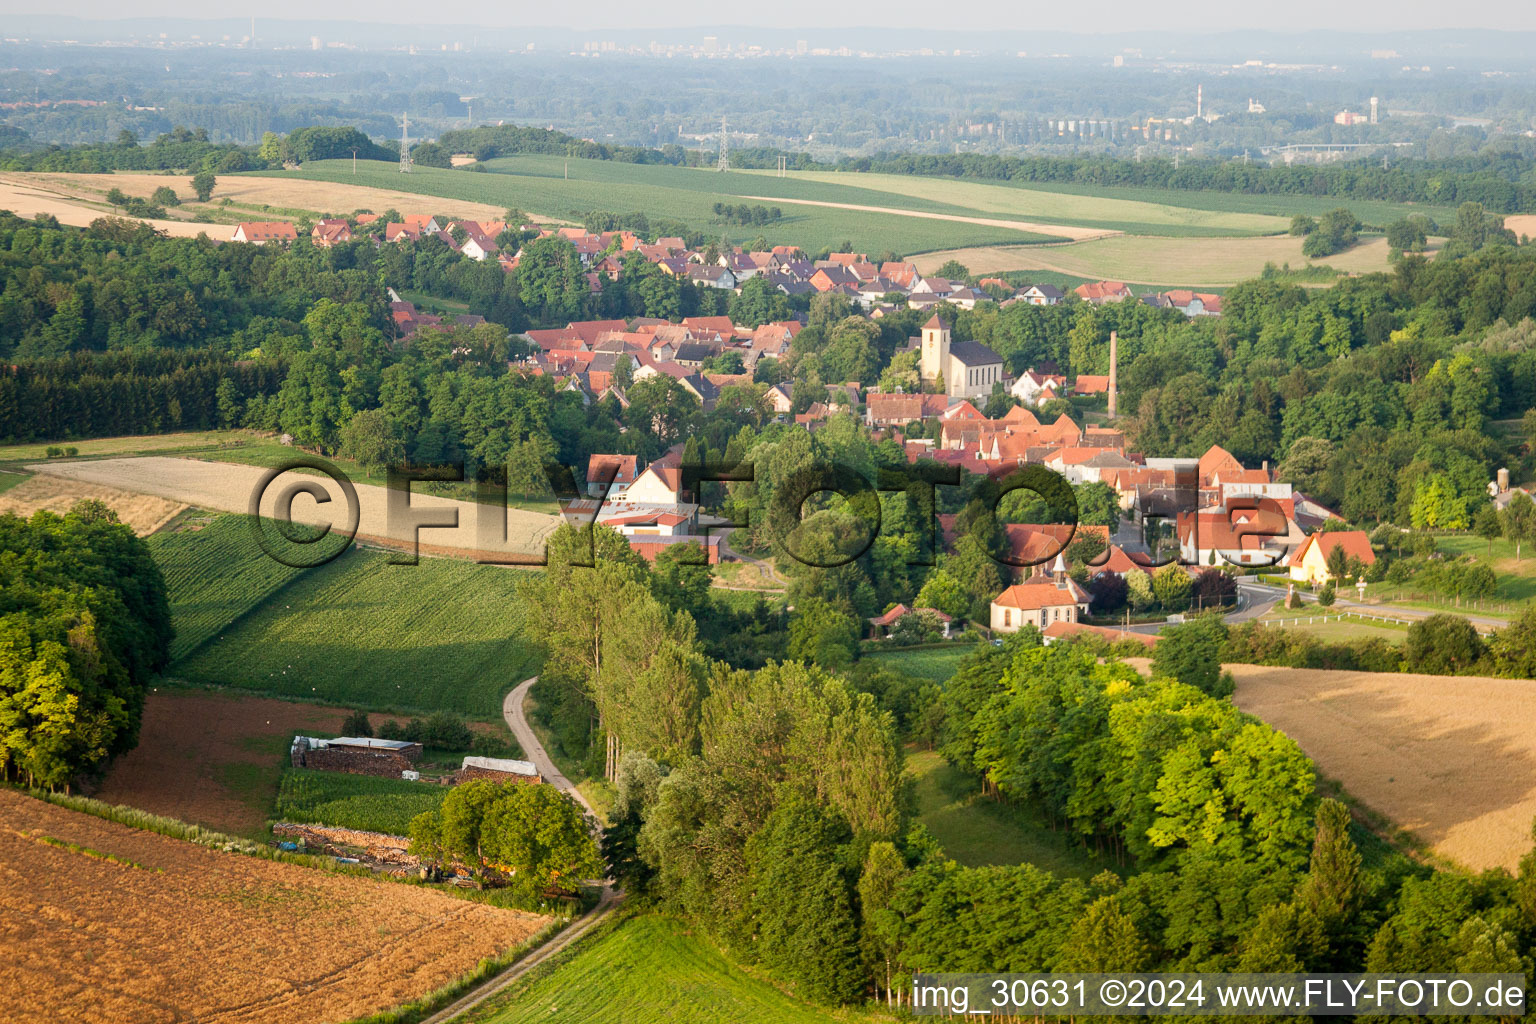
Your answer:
[17,1,1536,33]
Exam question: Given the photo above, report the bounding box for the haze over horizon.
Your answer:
[14,1,1536,34]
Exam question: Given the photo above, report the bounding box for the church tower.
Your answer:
[919,314,951,391]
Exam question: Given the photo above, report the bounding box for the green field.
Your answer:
[464,913,878,1024]
[256,158,1061,256]
[745,168,1291,237]
[863,643,978,683]
[154,515,541,716]
[147,515,309,661]
[274,768,449,835]
[0,469,28,494]
[0,429,256,465]
[908,750,1116,878]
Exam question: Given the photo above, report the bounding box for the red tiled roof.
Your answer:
[993,576,1090,610]
[1286,530,1376,569]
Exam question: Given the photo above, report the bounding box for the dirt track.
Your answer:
[1232,663,1536,872]
[737,193,1119,242]
[26,457,559,558]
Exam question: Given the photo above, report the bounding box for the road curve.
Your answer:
[504,676,597,819]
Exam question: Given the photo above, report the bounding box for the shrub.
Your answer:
[1404,614,1484,675]
[1318,583,1336,607]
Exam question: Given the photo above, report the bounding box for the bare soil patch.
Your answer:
[93,690,354,836]
[1231,663,1536,872]
[0,471,184,535]
[95,690,513,838]
[0,789,548,1024]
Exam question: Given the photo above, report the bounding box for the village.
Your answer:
[217,211,1416,653]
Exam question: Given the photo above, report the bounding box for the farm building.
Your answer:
[291,735,422,776]
[456,756,543,785]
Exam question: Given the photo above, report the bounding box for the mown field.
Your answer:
[274,768,450,836]
[152,513,541,716]
[464,913,881,1024]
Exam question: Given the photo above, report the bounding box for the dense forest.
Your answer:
[0,505,172,788]
[516,539,1536,1006]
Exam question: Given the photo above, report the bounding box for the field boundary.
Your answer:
[736,193,1105,243]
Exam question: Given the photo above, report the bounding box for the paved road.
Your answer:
[416,677,621,1024]
[503,676,597,820]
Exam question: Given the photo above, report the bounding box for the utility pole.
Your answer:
[717,116,730,172]
[399,112,412,174]
[350,147,358,175]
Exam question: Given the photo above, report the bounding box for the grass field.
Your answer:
[1231,663,1536,872]
[274,768,450,836]
[0,789,549,1024]
[258,158,1063,256]
[0,429,255,464]
[863,643,978,683]
[150,513,542,716]
[907,749,1117,878]
[464,913,880,1024]
[0,469,28,495]
[1256,607,1411,643]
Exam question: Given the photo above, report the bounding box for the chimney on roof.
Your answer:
[1107,330,1118,419]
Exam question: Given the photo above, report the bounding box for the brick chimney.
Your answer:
[1107,330,1118,418]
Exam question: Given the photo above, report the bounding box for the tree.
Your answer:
[1057,895,1148,971]
[1502,492,1536,561]
[338,408,405,477]
[1325,541,1349,585]
[481,783,604,900]
[1317,582,1336,607]
[190,170,216,202]
[1151,614,1230,697]
[1298,798,1362,946]
[935,259,970,281]
[1151,563,1192,613]
[340,709,373,737]
[150,185,180,207]
[1289,214,1317,237]
[914,568,968,619]
[788,597,861,672]
[1403,614,1484,674]
[1124,567,1154,610]
[1473,504,1503,556]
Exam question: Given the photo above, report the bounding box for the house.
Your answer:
[1147,290,1223,317]
[460,232,499,261]
[1287,530,1376,585]
[765,382,795,414]
[311,219,352,247]
[688,265,737,290]
[586,454,640,496]
[865,391,950,428]
[232,221,298,244]
[1042,620,1157,648]
[1074,280,1133,305]
[1177,503,1299,568]
[671,343,714,369]
[1011,369,1064,406]
[1017,283,1064,306]
[626,462,684,504]
[917,315,1005,400]
[1072,374,1111,396]
[990,567,1091,633]
[868,604,953,639]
